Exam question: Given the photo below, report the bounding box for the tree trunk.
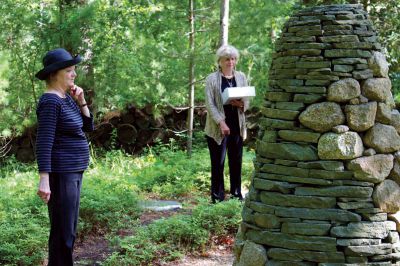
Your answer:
[219,0,229,47]
[187,0,195,157]
[59,0,64,47]
[362,0,369,10]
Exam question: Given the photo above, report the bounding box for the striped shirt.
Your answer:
[36,93,94,173]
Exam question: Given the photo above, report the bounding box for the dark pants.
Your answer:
[48,172,83,266]
[206,135,243,202]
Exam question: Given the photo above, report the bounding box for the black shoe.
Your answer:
[231,193,243,201]
[211,193,224,204]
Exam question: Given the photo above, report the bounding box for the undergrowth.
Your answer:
[0,145,254,265]
[104,199,243,266]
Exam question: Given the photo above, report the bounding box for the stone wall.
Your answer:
[235,4,400,266]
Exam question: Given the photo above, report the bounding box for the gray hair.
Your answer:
[216,45,240,63]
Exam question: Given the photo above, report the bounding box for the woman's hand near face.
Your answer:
[70,85,86,105]
[37,173,51,204]
[70,85,90,117]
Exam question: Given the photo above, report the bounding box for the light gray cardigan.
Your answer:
[204,70,249,145]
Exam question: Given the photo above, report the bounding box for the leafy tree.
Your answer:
[229,0,296,104]
[0,0,398,139]
[368,0,400,94]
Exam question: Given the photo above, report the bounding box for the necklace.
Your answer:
[47,88,66,98]
[225,76,235,87]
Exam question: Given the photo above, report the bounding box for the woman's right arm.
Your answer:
[205,75,225,124]
[205,76,230,135]
[36,98,59,203]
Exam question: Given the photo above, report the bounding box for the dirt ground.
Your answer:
[162,235,235,266]
[74,235,111,265]
[163,248,234,266]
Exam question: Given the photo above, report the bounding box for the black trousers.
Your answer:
[206,135,243,202]
[48,172,83,266]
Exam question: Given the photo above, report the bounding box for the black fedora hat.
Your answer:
[35,48,82,80]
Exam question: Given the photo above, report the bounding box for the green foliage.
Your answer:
[192,198,243,235]
[0,155,35,179]
[0,150,142,265]
[368,0,400,96]
[79,174,141,235]
[87,144,254,201]
[364,0,400,70]
[230,0,297,105]
[74,149,142,235]
[0,163,48,265]
[98,145,247,265]
[0,52,11,137]
[0,145,254,265]
[104,199,242,265]
[131,146,210,198]
[0,0,399,137]
[392,73,400,101]
[126,143,255,199]
[147,214,209,252]
[104,228,184,266]
[0,0,301,137]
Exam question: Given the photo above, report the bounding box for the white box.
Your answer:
[221,86,256,104]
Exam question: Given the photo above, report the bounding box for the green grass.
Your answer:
[0,145,255,265]
[0,161,48,265]
[104,199,243,266]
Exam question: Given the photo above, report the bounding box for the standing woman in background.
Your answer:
[35,48,94,266]
[204,45,249,203]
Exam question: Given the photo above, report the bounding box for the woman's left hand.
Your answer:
[70,85,86,106]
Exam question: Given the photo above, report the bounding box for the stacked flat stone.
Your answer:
[234,4,400,266]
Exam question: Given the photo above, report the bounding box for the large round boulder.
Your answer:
[376,103,392,124]
[318,132,364,160]
[345,102,377,132]
[389,160,400,186]
[327,78,361,102]
[364,123,400,153]
[299,102,345,133]
[347,154,394,183]
[368,51,389,78]
[373,179,400,214]
[362,78,392,103]
[236,241,268,266]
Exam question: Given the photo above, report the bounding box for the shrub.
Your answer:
[131,148,210,198]
[104,199,243,265]
[104,230,182,266]
[192,198,243,235]
[147,214,209,251]
[0,169,48,265]
[79,175,141,235]
[0,146,254,265]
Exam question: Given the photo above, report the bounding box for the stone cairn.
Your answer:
[234,4,400,266]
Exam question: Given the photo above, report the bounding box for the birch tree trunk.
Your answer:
[219,0,229,47]
[187,0,195,157]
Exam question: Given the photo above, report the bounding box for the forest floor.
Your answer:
[74,208,236,265]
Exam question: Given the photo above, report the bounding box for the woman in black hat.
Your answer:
[35,48,94,265]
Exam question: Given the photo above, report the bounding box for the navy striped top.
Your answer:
[36,93,94,173]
